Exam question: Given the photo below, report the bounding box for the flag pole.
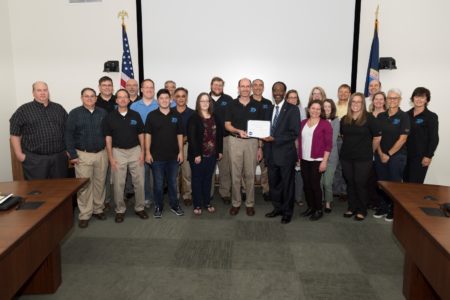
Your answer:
[118,10,128,28]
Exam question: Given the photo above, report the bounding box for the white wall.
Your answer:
[141,0,355,105]
[0,0,17,181]
[8,0,138,111]
[358,0,450,185]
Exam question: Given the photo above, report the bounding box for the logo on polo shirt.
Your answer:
[171,117,178,123]
[262,104,269,109]
[416,118,424,124]
[130,119,137,125]
[221,101,227,106]
[249,107,257,113]
[392,118,400,125]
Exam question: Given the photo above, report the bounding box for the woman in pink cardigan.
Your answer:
[298,100,333,221]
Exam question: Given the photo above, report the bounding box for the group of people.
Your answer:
[9,76,439,228]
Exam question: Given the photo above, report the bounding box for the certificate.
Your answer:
[247,120,271,138]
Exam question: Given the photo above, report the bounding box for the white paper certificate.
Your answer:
[247,120,271,138]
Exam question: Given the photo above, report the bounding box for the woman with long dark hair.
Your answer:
[187,93,223,215]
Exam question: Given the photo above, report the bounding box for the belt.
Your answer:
[77,148,104,154]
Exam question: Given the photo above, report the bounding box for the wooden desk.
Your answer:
[0,178,88,300]
[379,181,450,300]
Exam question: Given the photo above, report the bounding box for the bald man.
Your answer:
[126,79,141,105]
[365,79,382,110]
[225,78,264,216]
[10,81,68,179]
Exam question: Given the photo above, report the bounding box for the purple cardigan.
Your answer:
[297,118,333,160]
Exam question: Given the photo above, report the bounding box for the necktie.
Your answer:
[271,105,279,135]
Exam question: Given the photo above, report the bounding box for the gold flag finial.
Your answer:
[375,5,379,20]
[118,10,128,26]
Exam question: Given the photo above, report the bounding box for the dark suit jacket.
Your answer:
[264,102,300,166]
[187,113,223,162]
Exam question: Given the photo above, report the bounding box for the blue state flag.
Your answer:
[364,19,379,97]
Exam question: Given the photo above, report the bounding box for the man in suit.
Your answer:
[263,82,300,224]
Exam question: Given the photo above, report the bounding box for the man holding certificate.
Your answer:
[225,78,264,216]
[262,82,300,224]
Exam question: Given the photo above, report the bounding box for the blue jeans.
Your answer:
[151,160,179,210]
[374,153,407,212]
[190,155,217,208]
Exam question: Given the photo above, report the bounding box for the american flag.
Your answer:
[120,24,134,88]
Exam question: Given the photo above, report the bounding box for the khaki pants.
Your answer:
[241,158,269,194]
[177,143,192,200]
[229,136,258,207]
[112,146,145,213]
[75,150,108,220]
[216,136,232,198]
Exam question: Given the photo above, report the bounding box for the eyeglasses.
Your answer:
[387,97,400,100]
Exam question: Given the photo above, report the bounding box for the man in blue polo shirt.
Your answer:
[130,79,158,208]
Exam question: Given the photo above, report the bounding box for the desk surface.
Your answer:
[379,181,450,299]
[379,181,450,256]
[0,178,87,258]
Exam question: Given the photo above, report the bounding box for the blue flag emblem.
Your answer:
[416,118,424,124]
[392,118,400,125]
[250,107,257,113]
[171,117,178,123]
[130,119,137,126]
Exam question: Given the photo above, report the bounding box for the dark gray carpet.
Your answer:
[19,189,404,300]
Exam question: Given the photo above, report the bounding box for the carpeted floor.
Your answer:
[19,189,404,300]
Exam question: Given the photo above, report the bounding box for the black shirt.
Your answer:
[251,96,273,121]
[96,94,117,113]
[340,114,381,161]
[175,107,195,136]
[10,100,68,155]
[211,93,233,137]
[225,98,263,131]
[145,109,183,161]
[65,106,108,159]
[102,109,144,149]
[377,109,410,155]
[406,108,439,158]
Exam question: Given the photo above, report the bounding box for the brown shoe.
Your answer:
[78,219,89,228]
[229,206,240,216]
[135,210,149,219]
[246,207,255,216]
[115,213,125,223]
[92,212,107,220]
[183,198,192,206]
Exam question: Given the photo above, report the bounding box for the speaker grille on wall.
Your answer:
[379,57,397,70]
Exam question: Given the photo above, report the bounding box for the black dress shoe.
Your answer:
[324,207,332,213]
[265,210,282,218]
[301,208,314,217]
[309,210,323,221]
[263,192,271,202]
[281,216,291,224]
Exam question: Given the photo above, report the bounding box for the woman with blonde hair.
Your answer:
[308,86,327,103]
